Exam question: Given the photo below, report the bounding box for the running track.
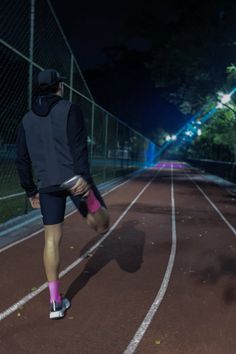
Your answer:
[0,161,236,354]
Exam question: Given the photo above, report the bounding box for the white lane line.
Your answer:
[0,171,144,254]
[186,172,236,236]
[0,168,162,321]
[123,164,177,354]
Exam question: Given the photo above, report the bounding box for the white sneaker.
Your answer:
[49,298,71,319]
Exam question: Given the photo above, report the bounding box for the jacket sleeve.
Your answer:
[67,104,93,184]
[15,122,38,197]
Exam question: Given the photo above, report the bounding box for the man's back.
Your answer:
[23,96,74,189]
[16,93,92,196]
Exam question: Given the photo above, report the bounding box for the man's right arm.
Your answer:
[67,104,93,185]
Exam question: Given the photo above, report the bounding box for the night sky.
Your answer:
[51,1,151,69]
[50,0,226,140]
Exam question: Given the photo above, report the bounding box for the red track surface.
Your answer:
[0,162,236,354]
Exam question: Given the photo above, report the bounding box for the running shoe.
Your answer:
[49,297,71,319]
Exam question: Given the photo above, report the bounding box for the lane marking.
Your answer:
[186,171,236,236]
[0,168,162,321]
[0,170,145,253]
[123,164,177,354]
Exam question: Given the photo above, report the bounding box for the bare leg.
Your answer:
[43,223,63,282]
[86,207,110,234]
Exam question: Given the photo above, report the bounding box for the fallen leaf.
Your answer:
[155,339,161,345]
[31,287,37,292]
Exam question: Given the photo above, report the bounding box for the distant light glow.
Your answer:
[185,130,193,137]
[172,135,177,141]
[165,135,171,141]
[157,162,187,169]
[216,102,224,109]
[221,94,231,104]
[197,129,202,136]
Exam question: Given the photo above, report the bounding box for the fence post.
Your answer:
[115,121,119,176]
[28,0,35,111]
[25,0,35,215]
[103,113,108,180]
[90,103,95,162]
[104,113,108,157]
[69,54,74,101]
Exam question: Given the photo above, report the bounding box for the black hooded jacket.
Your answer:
[16,95,93,197]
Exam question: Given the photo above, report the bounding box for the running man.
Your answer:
[16,69,109,319]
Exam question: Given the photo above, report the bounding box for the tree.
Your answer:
[122,0,236,114]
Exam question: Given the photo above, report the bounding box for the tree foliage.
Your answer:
[123,0,236,114]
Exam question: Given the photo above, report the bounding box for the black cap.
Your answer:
[38,69,66,88]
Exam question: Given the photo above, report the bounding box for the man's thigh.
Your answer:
[39,191,67,225]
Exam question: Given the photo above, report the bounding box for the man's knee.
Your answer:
[44,223,63,243]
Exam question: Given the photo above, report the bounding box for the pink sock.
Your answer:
[48,280,61,303]
[86,189,101,213]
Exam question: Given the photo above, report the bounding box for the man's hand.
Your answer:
[29,193,40,209]
[70,176,90,197]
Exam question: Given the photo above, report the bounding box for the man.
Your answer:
[16,69,109,319]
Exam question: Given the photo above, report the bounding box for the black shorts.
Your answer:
[39,184,106,225]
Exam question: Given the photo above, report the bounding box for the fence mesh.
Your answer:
[0,0,156,224]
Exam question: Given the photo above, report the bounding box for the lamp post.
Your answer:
[216,92,236,116]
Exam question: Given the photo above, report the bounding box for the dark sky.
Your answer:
[51,0,152,69]
[51,0,187,138]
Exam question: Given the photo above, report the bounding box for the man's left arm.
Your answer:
[15,122,39,198]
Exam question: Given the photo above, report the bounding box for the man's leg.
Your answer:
[86,207,109,234]
[43,223,63,306]
[40,191,70,319]
[84,185,110,233]
[70,184,110,234]
[43,223,63,282]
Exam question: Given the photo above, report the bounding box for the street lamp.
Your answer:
[197,129,202,136]
[165,135,171,142]
[218,92,232,104]
[216,91,236,116]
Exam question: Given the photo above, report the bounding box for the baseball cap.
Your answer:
[38,69,66,88]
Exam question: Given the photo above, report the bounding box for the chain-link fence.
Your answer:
[0,0,157,224]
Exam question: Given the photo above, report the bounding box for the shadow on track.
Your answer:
[191,255,236,305]
[65,220,146,301]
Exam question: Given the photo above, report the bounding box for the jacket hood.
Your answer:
[32,94,62,116]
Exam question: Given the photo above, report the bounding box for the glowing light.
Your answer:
[172,135,177,141]
[197,129,202,136]
[218,92,232,104]
[165,135,171,141]
[185,130,193,137]
[216,102,223,109]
